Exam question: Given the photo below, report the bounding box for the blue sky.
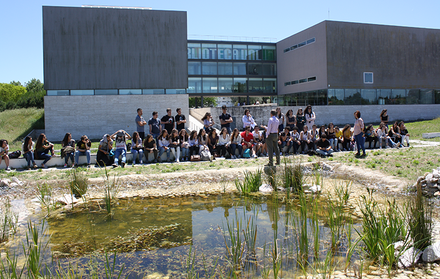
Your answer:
[1,0,440,85]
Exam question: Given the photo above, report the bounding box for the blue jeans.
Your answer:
[316,148,334,156]
[38,149,51,165]
[230,143,242,157]
[114,148,126,165]
[65,152,74,165]
[181,147,189,158]
[131,149,144,164]
[24,151,35,167]
[75,150,91,165]
[354,133,365,155]
[158,146,170,161]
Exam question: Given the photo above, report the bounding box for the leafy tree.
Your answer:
[25,78,44,93]
[10,81,22,86]
[189,97,217,108]
[0,83,26,103]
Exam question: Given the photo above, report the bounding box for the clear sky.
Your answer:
[1,0,439,85]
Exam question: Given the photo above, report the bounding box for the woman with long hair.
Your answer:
[230,128,243,159]
[96,134,113,167]
[285,109,296,131]
[341,124,353,151]
[207,129,219,156]
[380,109,389,127]
[157,129,171,162]
[143,134,158,163]
[296,108,305,133]
[131,131,144,165]
[188,130,199,156]
[305,105,316,131]
[202,112,215,133]
[0,139,11,171]
[22,136,37,170]
[61,133,75,167]
[242,109,257,131]
[276,107,284,132]
[179,129,190,161]
[35,133,54,168]
[169,128,181,163]
[217,127,231,158]
[353,110,366,157]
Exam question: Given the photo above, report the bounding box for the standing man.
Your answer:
[161,108,175,134]
[135,108,147,141]
[175,108,186,132]
[265,110,280,166]
[219,105,233,134]
[148,111,162,141]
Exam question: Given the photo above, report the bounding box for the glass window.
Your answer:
[233,63,246,75]
[317,90,327,105]
[95,89,117,95]
[218,44,232,60]
[263,78,276,93]
[391,89,407,104]
[290,45,298,51]
[188,78,202,93]
[202,62,217,75]
[344,89,362,105]
[218,78,233,93]
[187,43,201,59]
[166,89,186,94]
[407,89,420,104]
[143,89,165,95]
[419,89,434,104]
[308,77,316,82]
[435,89,440,104]
[363,72,374,84]
[299,79,307,83]
[262,45,276,60]
[298,41,306,48]
[47,90,69,96]
[361,89,377,104]
[284,82,291,86]
[248,63,262,75]
[247,45,261,60]
[248,78,262,93]
[292,80,299,84]
[202,43,217,59]
[377,89,391,105]
[233,45,247,60]
[71,90,93,96]
[218,62,233,75]
[119,89,141,95]
[188,62,201,75]
[233,78,247,93]
[202,78,218,93]
[328,89,344,105]
[262,63,276,76]
[307,38,316,44]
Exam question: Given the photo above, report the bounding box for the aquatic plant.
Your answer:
[0,197,18,244]
[102,167,120,215]
[282,160,303,194]
[36,182,53,216]
[235,169,262,194]
[408,182,432,250]
[222,213,245,272]
[68,167,88,198]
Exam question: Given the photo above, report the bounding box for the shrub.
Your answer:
[69,168,88,198]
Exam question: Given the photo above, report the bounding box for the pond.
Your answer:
[38,191,360,278]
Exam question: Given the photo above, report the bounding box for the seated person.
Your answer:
[316,134,333,157]
[61,133,75,168]
[111,130,131,168]
[334,126,343,151]
[35,133,54,168]
[179,129,190,161]
[252,126,266,156]
[218,127,231,158]
[300,126,314,153]
[0,139,11,171]
[96,134,113,167]
[157,130,171,162]
[207,129,219,157]
[278,127,291,155]
[389,121,403,147]
[399,121,410,147]
[169,129,181,163]
[143,134,158,163]
[241,126,257,158]
[230,128,243,159]
[188,130,199,157]
[290,127,301,154]
[75,135,91,167]
[310,124,319,146]
[131,131,144,165]
[22,136,37,170]
[364,124,379,149]
[341,124,353,151]
[377,122,397,148]
[326,123,337,151]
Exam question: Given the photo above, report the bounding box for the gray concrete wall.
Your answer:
[277,22,328,95]
[326,21,440,89]
[192,104,440,130]
[43,6,187,90]
[44,94,189,141]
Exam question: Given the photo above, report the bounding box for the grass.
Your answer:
[235,169,263,194]
[405,117,440,142]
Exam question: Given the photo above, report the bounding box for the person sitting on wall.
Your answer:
[278,127,291,155]
[364,124,379,149]
[299,125,314,154]
[188,130,199,157]
[207,129,219,157]
[35,133,54,169]
[61,133,75,168]
[157,129,171,162]
[75,135,91,167]
[217,127,231,158]
[315,134,333,157]
[399,121,410,147]
[131,131,144,165]
[252,126,265,157]
[290,127,301,155]
[341,124,353,151]
[0,139,11,171]
[96,134,113,167]
[230,128,243,159]
[242,109,257,131]
[143,134,158,163]
[22,136,37,170]
[111,130,131,168]
[241,126,257,158]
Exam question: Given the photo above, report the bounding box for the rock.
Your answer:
[56,194,79,205]
[398,247,422,268]
[417,176,425,184]
[11,177,23,186]
[0,179,11,187]
[9,183,18,188]
[394,241,405,251]
[422,242,440,262]
[259,184,273,193]
[426,174,433,181]
[434,192,440,196]
[309,185,321,193]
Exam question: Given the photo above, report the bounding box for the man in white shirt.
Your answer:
[265,110,280,166]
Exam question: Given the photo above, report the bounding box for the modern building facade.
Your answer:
[277,21,440,106]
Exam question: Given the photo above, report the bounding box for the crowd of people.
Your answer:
[0,106,410,170]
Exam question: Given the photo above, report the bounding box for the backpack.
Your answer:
[9,150,21,159]
[200,149,211,161]
[242,148,251,158]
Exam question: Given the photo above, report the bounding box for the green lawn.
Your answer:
[405,117,440,141]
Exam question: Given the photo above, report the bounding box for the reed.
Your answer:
[36,182,53,216]
[221,212,245,273]
[282,160,303,195]
[408,182,432,251]
[102,167,120,215]
[0,197,18,244]
[68,168,89,198]
[235,169,263,194]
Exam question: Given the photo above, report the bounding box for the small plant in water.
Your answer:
[103,167,120,215]
[0,197,18,244]
[235,169,262,194]
[37,182,53,216]
[69,168,89,198]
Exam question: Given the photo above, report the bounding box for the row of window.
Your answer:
[189,62,276,76]
[279,88,440,106]
[47,89,186,96]
[284,76,317,86]
[188,43,276,61]
[283,37,316,53]
[188,78,276,94]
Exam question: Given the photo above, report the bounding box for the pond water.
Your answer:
[40,192,360,278]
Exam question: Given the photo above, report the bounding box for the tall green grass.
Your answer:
[408,182,432,250]
[235,169,262,194]
[0,197,18,244]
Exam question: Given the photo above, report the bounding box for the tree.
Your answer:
[10,81,22,86]
[0,83,26,103]
[25,78,44,93]
[189,97,217,108]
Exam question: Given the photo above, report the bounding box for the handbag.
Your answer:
[190,155,201,161]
